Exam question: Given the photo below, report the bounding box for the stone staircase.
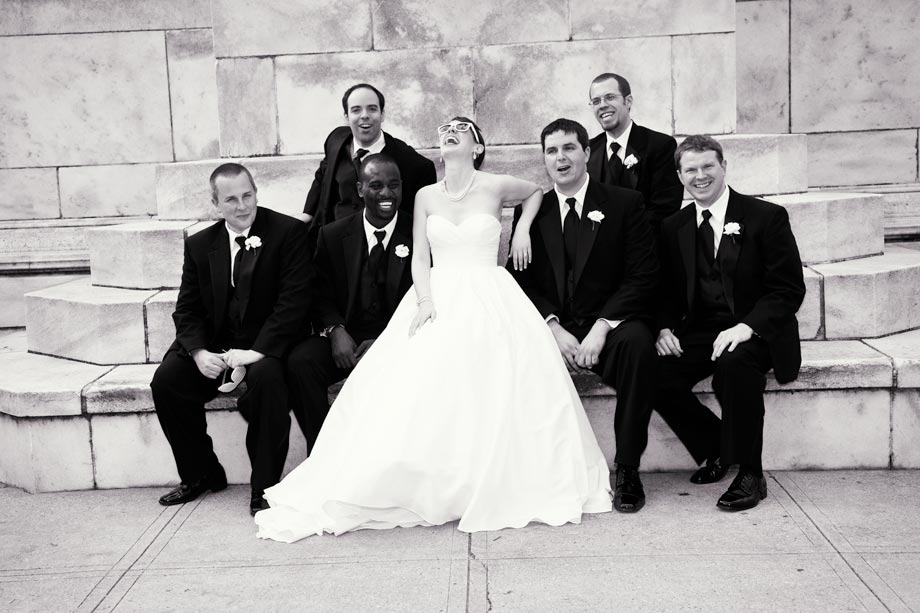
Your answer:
[2,134,920,492]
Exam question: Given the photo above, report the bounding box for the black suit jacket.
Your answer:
[587,123,683,234]
[171,207,311,359]
[509,179,659,336]
[658,189,806,382]
[303,126,436,228]
[309,211,414,336]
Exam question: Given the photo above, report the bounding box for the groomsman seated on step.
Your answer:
[654,135,805,511]
[286,154,415,452]
[586,72,683,237]
[509,118,659,513]
[151,162,311,517]
[301,82,436,241]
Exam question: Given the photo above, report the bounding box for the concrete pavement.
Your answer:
[2,470,918,612]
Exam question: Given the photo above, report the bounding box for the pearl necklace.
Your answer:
[441,170,477,201]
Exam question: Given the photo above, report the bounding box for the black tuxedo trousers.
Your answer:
[151,350,292,496]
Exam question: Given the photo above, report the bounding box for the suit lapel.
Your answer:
[676,206,697,311]
[573,182,603,289]
[717,189,744,316]
[208,225,231,334]
[234,208,265,322]
[342,215,365,321]
[385,214,411,308]
[587,135,605,182]
[537,193,566,303]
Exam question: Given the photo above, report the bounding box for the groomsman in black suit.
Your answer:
[302,83,436,237]
[586,73,683,236]
[655,135,805,511]
[510,118,659,513]
[287,154,415,450]
[151,163,311,515]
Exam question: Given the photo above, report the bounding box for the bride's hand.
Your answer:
[409,300,436,337]
[510,231,532,271]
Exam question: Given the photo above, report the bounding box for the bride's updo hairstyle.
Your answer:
[450,116,485,170]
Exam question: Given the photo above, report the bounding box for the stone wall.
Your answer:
[736,0,920,188]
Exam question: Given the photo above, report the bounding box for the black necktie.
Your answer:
[368,229,386,282]
[354,148,369,175]
[607,142,625,185]
[698,209,715,266]
[232,235,246,287]
[563,197,579,269]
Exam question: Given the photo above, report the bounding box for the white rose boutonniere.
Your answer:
[587,210,605,230]
[394,244,410,258]
[244,236,262,250]
[723,222,742,243]
[623,154,639,169]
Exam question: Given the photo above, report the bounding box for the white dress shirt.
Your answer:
[694,185,730,258]
[352,131,385,158]
[363,211,398,253]
[226,223,252,287]
[605,120,634,162]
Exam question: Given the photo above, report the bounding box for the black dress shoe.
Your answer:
[250,495,270,516]
[158,465,228,506]
[613,465,645,513]
[717,470,767,511]
[690,457,729,484]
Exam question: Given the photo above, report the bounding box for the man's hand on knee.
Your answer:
[548,319,581,370]
[711,323,753,361]
[222,349,265,368]
[656,328,683,357]
[191,349,228,379]
[575,320,609,369]
[329,326,358,370]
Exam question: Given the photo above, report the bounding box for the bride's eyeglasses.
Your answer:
[437,122,473,135]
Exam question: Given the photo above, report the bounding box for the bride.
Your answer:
[255,117,612,543]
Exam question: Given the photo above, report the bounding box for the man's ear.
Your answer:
[584,145,591,159]
[356,181,365,198]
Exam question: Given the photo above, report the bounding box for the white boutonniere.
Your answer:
[723,222,742,243]
[587,210,605,230]
[244,236,262,250]
[394,244,410,258]
[624,154,639,169]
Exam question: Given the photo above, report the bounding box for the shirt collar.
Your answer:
[352,131,386,158]
[555,174,590,218]
[363,211,399,250]
[605,120,634,156]
[695,185,730,225]
[225,223,251,243]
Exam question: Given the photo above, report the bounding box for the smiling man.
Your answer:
[655,135,805,511]
[151,162,311,516]
[287,154,416,452]
[585,73,683,237]
[509,118,659,513]
[302,83,436,242]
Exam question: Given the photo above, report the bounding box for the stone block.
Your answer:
[673,34,736,135]
[58,163,158,218]
[791,341,893,390]
[850,183,920,239]
[276,48,471,154]
[156,157,322,220]
[572,0,733,40]
[807,130,918,188]
[146,290,178,362]
[473,39,672,147]
[216,58,277,157]
[374,0,567,49]
[84,364,158,414]
[769,192,885,264]
[0,32,172,167]
[480,145,551,190]
[812,246,920,339]
[892,390,920,468]
[167,29,220,161]
[0,413,94,492]
[791,0,920,133]
[91,412,180,488]
[212,0,370,58]
[799,267,823,340]
[863,328,920,389]
[0,168,60,220]
[0,0,210,35]
[0,273,81,328]
[26,278,157,364]
[87,221,192,289]
[0,351,111,417]
[694,133,807,196]
[735,0,789,134]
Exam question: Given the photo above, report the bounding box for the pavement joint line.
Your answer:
[841,553,912,613]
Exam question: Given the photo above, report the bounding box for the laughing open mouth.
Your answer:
[443,135,460,145]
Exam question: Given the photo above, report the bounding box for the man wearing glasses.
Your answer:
[586,73,683,237]
[301,83,436,241]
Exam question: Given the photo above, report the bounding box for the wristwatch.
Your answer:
[320,324,344,338]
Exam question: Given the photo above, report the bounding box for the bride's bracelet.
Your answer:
[417,296,432,306]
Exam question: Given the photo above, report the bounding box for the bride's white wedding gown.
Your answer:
[256,213,611,543]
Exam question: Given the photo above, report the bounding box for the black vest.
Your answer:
[692,235,734,331]
[351,245,390,341]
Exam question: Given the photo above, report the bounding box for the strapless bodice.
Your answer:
[426,213,501,268]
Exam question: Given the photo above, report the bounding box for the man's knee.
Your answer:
[247,356,286,390]
[713,345,765,381]
[285,339,329,378]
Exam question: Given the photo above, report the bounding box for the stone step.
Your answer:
[1,338,917,492]
[86,220,208,290]
[810,245,920,339]
[155,134,807,220]
[24,278,168,365]
[770,192,884,265]
[836,183,920,240]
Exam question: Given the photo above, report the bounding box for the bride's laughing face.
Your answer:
[438,120,481,161]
